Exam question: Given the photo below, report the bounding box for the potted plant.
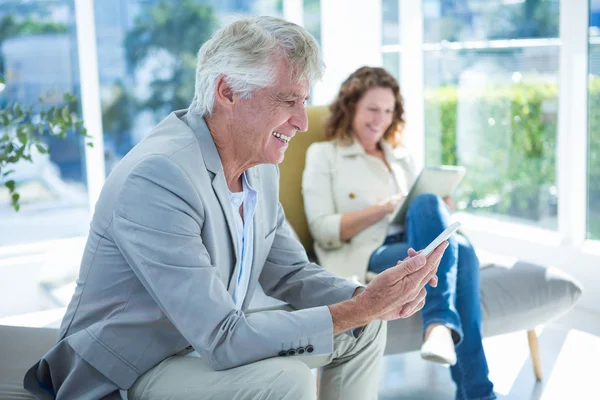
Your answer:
[0,75,91,211]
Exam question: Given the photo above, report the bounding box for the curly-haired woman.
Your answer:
[302,66,495,400]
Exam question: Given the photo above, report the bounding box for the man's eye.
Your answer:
[287,101,296,106]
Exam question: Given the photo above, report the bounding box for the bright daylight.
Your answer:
[0,0,598,399]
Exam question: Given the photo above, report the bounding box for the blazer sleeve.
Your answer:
[302,143,343,249]
[111,155,341,371]
[259,202,359,310]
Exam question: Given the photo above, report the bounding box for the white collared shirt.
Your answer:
[228,172,258,308]
[184,172,257,358]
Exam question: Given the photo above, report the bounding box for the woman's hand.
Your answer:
[379,193,405,215]
[339,193,405,242]
[443,196,455,213]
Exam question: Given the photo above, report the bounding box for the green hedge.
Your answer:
[424,81,600,239]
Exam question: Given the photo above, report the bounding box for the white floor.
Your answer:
[378,308,600,399]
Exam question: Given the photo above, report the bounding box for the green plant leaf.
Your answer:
[5,180,15,192]
[2,169,15,177]
[87,142,94,148]
[16,126,29,145]
[35,144,48,154]
[13,103,23,119]
[12,193,19,202]
[63,93,77,103]
[61,106,71,124]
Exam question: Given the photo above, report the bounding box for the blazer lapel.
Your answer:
[241,168,261,311]
[183,111,240,292]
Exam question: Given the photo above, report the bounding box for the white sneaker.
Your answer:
[420,325,457,366]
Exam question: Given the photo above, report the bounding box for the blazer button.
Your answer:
[287,349,296,356]
[349,192,356,199]
[278,350,287,357]
[306,345,314,353]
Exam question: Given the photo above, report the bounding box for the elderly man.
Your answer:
[24,16,446,400]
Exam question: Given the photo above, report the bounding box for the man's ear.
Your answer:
[214,75,235,109]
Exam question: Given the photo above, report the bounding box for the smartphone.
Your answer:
[420,221,462,258]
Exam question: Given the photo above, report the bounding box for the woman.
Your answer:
[302,66,495,400]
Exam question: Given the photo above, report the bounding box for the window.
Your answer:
[423,0,559,43]
[304,0,321,46]
[0,0,89,245]
[423,0,560,230]
[381,0,400,81]
[589,1,600,240]
[95,0,282,174]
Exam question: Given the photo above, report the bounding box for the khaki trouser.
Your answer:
[127,320,387,400]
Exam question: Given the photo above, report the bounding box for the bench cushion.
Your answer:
[0,326,57,400]
[384,260,582,354]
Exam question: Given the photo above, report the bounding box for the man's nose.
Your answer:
[292,104,309,132]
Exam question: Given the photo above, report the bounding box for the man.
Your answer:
[24,16,446,400]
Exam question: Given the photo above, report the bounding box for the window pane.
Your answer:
[424,41,559,228]
[382,0,399,45]
[382,51,401,81]
[423,0,559,43]
[588,5,600,240]
[95,0,282,173]
[304,0,321,46]
[0,0,89,245]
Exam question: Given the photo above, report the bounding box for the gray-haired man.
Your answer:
[24,16,445,400]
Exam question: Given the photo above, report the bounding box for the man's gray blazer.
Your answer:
[24,110,359,397]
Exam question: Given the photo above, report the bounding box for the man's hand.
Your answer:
[328,241,448,334]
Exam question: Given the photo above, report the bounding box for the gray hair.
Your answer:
[188,16,324,116]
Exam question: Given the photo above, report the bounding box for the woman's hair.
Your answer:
[188,16,324,116]
[325,66,405,147]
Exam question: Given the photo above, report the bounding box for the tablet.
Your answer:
[390,165,466,226]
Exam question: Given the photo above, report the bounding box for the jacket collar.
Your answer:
[338,137,410,162]
[181,110,223,175]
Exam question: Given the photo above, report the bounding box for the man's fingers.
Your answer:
[407,248,419,257]
[400,253,427,274]
[429,275,438,287]
[399,287,427,318]
[411,240,448,282]
[400,297,426,318]
[413,299,426,314]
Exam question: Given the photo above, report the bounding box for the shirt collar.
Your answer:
[338,137,410,162]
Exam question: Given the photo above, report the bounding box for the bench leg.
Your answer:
[527,329,542,381]
[316,368,321,398]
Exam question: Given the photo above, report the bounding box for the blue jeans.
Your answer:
[368,194,495,400]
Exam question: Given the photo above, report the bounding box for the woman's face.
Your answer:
[351,86,396,149]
